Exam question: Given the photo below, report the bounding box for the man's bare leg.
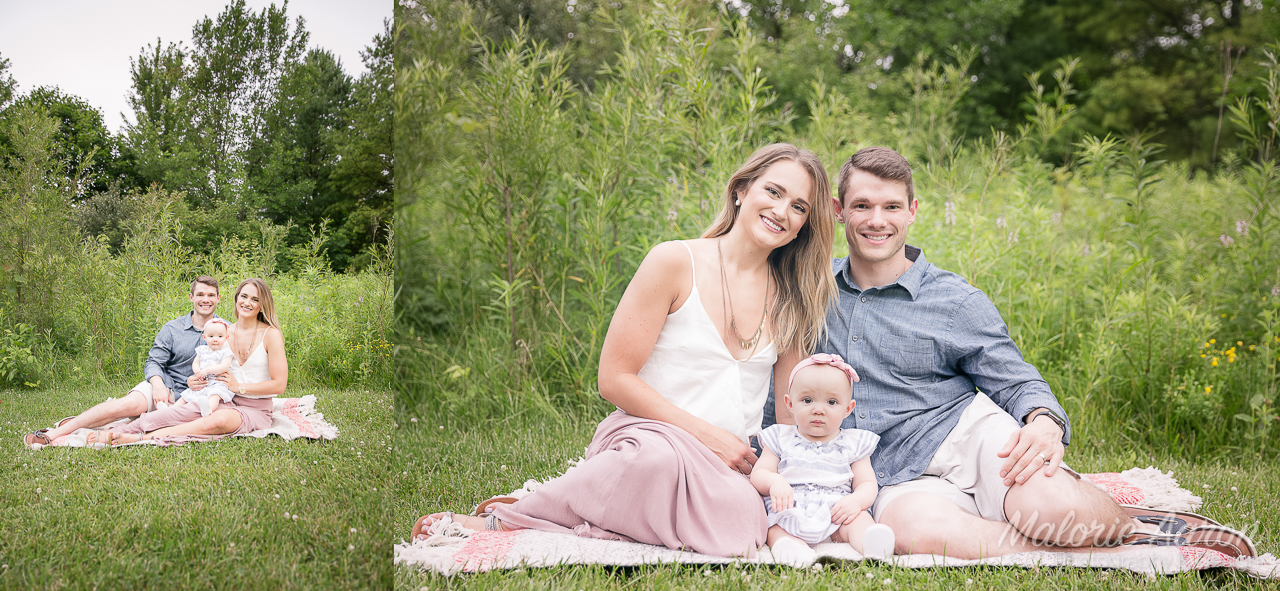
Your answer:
[880,491,1140,558]
[44,390,150,440]
[1003,466,1137,547]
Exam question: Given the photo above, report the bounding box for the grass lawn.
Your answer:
[1,382,393,590]
[394,413,1279,590]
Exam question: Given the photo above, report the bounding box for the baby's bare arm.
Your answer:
[831,456,880,524]
[206,356,234,375]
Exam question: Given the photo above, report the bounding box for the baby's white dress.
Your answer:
[758,423,880,544]
[178,346,236,416]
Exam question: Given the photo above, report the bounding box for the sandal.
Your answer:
[1122,505,1221,535]
[24,430,52,447]
[56,416,77,428]
[473,496,519,516]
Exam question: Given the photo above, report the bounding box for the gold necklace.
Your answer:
[717,237,769,353]
[236,319,260,361]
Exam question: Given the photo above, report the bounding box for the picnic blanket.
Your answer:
[395,467,1280,579]
[30,395,338,448]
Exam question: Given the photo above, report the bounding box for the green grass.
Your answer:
[0,383,393,590]
[394,412,1278,590]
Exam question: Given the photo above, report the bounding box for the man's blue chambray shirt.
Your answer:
[764,246,1071,487]
[144,313,220,391]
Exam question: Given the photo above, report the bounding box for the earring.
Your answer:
[734,199,740,206]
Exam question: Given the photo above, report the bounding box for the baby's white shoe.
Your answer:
[862,523,895,560]
[770,536,817,567]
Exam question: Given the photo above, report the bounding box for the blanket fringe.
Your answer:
[1117,467,1202,511]
[1234,553,1280,579]
[291,394,339,440]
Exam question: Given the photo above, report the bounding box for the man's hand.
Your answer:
[830,494,866,525]
[186,373,207,392]
[769,480,795,512]
[697,425,757,475]
[997,413,1065,486]
[149,377,172,404]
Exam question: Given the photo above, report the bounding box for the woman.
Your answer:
[413,144,838,557]
[91,278,289,443]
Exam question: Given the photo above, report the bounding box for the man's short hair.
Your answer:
[837,146,914,206]
[191,276,219,294]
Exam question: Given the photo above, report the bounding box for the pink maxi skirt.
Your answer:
[116,395,273,435]
[490,410,768,557]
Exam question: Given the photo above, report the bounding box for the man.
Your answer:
[767,147,1254,558]
[25,276,222,446]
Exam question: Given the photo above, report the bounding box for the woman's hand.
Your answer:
[769,480,795,512]
[186,373,207,391]
[697,424,757,474]
[213,371,242,395]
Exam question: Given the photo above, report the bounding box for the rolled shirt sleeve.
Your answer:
[144,324,177,390]
[949,291,1071,445]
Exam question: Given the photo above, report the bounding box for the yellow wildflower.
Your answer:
[1210,339,1217,344]
[1211,358,1219,366]
[1205,386,1213,394]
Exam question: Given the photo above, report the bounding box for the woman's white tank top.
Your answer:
[634,242,777,443]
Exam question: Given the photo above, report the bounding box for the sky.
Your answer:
[0,0,393,132]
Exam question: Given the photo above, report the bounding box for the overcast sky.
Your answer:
[0,0,392,132]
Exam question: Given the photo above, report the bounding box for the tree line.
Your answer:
[460,0,1280,167]
[0,0,392,273]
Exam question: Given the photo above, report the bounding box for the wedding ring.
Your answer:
[1037,452,1049,464]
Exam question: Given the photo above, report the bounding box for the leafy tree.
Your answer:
[0,53,15,110]
[327,19,393,271]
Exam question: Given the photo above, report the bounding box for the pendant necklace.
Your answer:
[718,237,770,355]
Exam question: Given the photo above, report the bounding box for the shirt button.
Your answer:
[878,472,885,478]
[861,296,867,303]
[860,412,866,419]
[852,336,859,342]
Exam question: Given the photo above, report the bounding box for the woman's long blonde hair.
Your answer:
[233,278,281,331]
[701,143,837,358]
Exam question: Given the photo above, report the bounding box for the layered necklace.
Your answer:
[235,317,262,363]
[717,237,770,356]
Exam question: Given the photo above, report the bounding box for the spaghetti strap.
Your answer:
[679,240,696,278]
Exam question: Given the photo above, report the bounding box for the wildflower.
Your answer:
[1236,219,1249,235]
[666,209,678,222]
[945,201,956,225]
[1238,341,1243,346]
[1210,339,1217,344]
[1273,285,1280,297]
[348,544,355,551]
[1212,358,1219,366]
[1220,234,1234,248]
[1008,229,1019,244]
[996,216,1007,229]
[1205,386,1212,394]
[1081,243,1090,255]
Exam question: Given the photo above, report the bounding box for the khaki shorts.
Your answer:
[872,393,1077,523]
[129,380,172,414]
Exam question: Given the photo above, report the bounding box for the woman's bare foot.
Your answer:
[411,512,501,540]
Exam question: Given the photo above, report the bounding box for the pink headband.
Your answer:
[204,318,230,333]
[788,353,857,392]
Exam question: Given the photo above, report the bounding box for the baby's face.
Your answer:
[786,365,855,442]
[203,324,227,349]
